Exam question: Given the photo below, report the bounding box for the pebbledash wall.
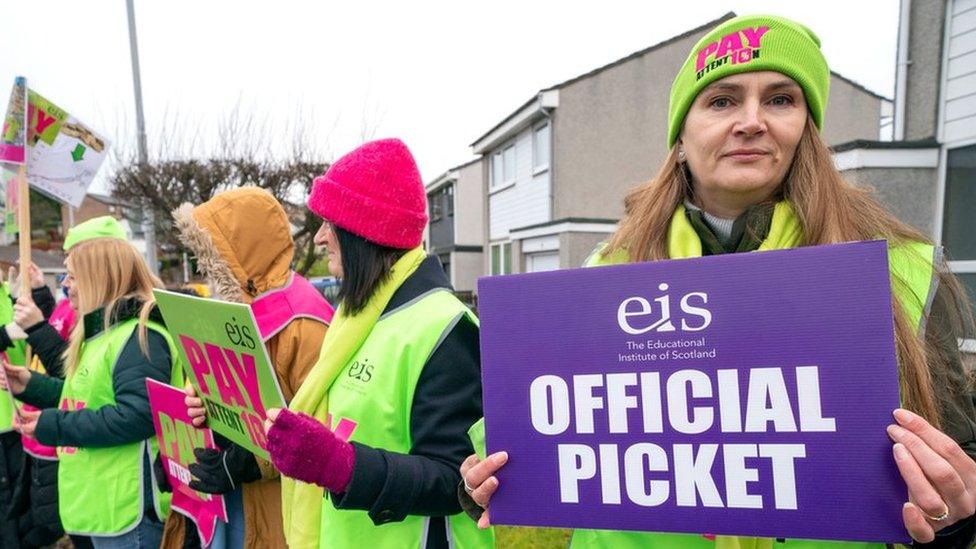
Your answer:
[466,13,891,278]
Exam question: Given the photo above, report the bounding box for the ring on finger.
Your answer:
[924,503,950,522]
[463,477,475,494]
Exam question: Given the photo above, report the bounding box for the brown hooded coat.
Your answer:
[162,187,328,549]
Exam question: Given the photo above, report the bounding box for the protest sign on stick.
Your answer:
[24,88,109,208]
[0,77,26,165]
[0,77,31,294]
[153,290,286,460]
[147,379,227,545]
[478,240,908,544]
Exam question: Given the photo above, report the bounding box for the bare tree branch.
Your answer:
[110,105,332,281]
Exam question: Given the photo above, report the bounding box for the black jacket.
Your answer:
[8,451,62,548]
[0,287,62,549]
[330,255,483,549]
[18,298,173,450]
[0,432,23,548]
[23,320,68,379]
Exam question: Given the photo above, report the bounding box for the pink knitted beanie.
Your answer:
[308,138,428,249]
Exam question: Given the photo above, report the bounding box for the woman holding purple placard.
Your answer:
[461,14,976,548]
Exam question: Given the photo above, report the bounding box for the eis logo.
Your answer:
[347,358,374,383]
[695,25,769,80]
[616,283,712,335]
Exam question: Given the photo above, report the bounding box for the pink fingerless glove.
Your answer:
[267,409,355,493]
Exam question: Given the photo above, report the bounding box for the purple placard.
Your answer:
[478,241,908,544]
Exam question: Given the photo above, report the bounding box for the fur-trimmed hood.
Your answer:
[172,187,295,303]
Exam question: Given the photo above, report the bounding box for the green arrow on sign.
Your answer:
[71,144,86,162]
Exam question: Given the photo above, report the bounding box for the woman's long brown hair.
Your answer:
[607,115,973,427]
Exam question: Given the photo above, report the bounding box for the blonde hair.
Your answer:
[63,238,164,375]
[608,116,974,426]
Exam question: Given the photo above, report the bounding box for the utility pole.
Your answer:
[125,0,158,274]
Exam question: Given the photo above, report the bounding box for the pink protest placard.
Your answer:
[147,379,228,545]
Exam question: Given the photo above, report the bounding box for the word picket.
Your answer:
[558,442,805,510]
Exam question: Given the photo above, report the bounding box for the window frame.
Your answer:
[490,153,504,188]
[446,183,455,218]
[502,144,516,184]
[429,188,444,222]
[490,140,517,189]
[532,121,550,174]
[934,137,976,349]
[490,242,513,275]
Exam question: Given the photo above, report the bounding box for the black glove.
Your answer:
[153,452,172,493]
[188,441,262,494]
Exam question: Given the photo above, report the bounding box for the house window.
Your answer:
[490,242,512,275]
[491,143,516,188]
[429,189,443,222]
[439,253,451,283]
[446,184,454,217]
[943,143,976,311]
[491,154,503,188]
[533,122,550,172]
[503,145,515,182]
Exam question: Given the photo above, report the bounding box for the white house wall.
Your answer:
[944,0,976,142]
[488,127,550,240]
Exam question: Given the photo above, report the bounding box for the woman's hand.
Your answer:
[27,263,45,289]
[15,408,41,438]
[460,451,509,529]
[888,408,976,543]
[7,263,45,294]
[185,382,207,427]
[1,360,31,395]
[14,294,44,329]
[264,408,355,492]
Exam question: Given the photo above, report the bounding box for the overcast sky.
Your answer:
[1,1,900,190]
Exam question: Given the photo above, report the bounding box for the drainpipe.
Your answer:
[894,0,911,141]
[541,103,554,222]
[536,89,557,268]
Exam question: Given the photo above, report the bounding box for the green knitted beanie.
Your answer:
[668,14,830,147]
[63,215,128,251]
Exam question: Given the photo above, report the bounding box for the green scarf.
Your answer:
[281,246,427,549]
[591,201,803,267]
[669,201,802,258]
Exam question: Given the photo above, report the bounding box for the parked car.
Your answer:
[309,276,341,307]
